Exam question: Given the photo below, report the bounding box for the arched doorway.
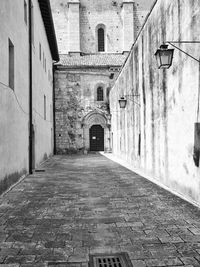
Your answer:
[89,125,104,151]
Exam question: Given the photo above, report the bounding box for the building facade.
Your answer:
[0,0,59,194]
[110,0,200,205]
[54,54,125,154]
[51,0,154,153]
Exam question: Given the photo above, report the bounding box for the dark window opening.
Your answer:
[98,28,105,52]
[97,87,104,101]
[8,39,14,90]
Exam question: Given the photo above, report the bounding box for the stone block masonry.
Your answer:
[55,72,84,154]
[54,67,116,154]
[50,0,155,54]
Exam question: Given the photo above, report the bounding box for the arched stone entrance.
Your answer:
[82,111,111,152]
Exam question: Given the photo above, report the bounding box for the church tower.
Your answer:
[122,0,134,52]
[68,0,80,54]
[51,0,141,54]
[50,0,154,154]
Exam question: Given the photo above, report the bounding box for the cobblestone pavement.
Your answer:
[1,154,200,267]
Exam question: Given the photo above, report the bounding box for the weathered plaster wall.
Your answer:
[54,67,115,153]
[110,0,200,204]
[32,0,54,166]
[0,0,29,194]
[50,0,155,54]
[0,0,54,194]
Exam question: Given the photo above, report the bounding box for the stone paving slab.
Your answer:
[1,154,200,266]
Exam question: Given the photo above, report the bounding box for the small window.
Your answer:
[97,87,104,101]
[44,95,46,120]
[8,39,14,90]
[98,28,105,52]
[24,0,28,24]
[39,43,41,61]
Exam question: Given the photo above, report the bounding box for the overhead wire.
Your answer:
[0,80,52,123]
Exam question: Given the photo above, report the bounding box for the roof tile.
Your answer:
[57,53,127,67]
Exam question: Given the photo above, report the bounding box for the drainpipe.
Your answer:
[53,64,56,155]
[28,0,33,174]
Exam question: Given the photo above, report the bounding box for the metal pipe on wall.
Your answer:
[28,0,33,174]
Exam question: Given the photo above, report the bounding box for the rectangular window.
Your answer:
[24,0,27,24]
[44,95,46,120]
[39,43,41,61]
[8,39,14,90]
[31,2,34,44]
[97,87,104,101]
[98,28,105,52]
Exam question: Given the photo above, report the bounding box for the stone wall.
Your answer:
[110,0,200,205]
[54,67,116,153]
[79,0,124,53]
[50,0,155,54]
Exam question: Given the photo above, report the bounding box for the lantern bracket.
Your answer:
[119,94,140,108]
[165,41,200,63]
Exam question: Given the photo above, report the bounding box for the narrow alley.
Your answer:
[1,154,200,267]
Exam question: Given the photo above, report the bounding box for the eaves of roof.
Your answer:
[38,0,59,61]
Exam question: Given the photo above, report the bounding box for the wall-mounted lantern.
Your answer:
[118,97,127,108]
[155,41,200,167]
[155,41,200,69]
[118,94,140,108]
[155,44,174,69]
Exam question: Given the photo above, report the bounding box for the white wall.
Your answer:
[0,0,55,193]
[32,0,54,165]
[110,0,200,205]
[0,0,29,192]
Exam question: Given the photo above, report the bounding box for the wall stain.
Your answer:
[0,169,26,195]
[148,24,155,173]
[177,0,183,93]
[142,35,146,165]
[110,0,200,204]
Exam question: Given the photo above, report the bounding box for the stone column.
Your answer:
[122,0,134,53]
[68,0,80,54]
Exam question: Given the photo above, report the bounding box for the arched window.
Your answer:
[97,87,104,101]
[98,28,105,52]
